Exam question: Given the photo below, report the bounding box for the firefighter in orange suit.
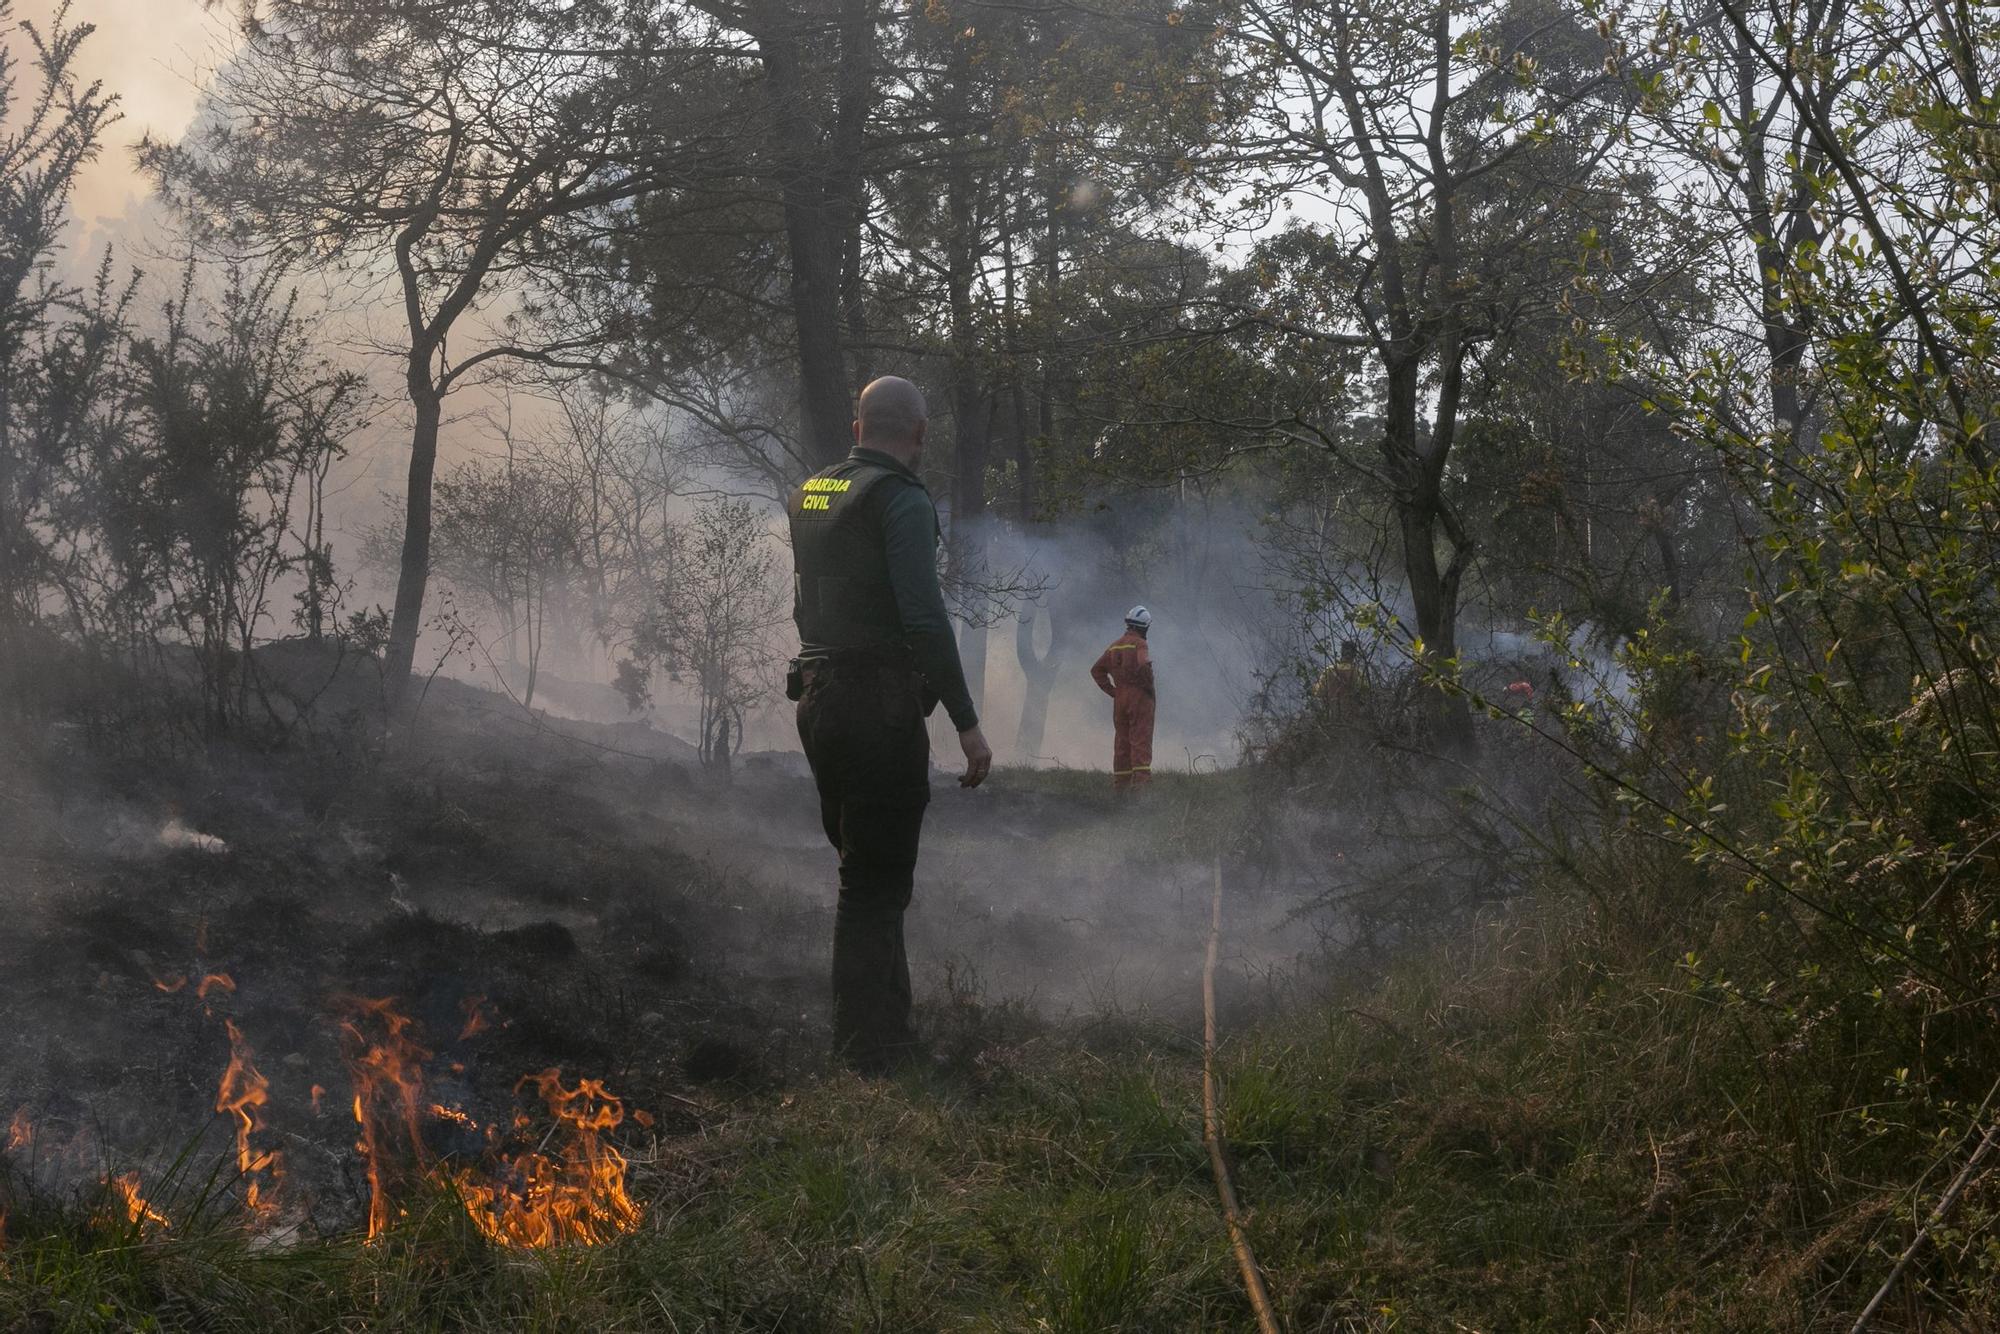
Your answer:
[1091,606,1156,791]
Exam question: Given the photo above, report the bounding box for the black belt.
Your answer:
[791,644,911,696]
[798,644,911,667]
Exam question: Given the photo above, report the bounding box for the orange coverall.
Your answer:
[1091,629,1155,791]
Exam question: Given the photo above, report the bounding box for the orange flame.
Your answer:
[336,1000,646,1246]
[107,1172,170,1232]
[451,1070,644,1248]
[310,1084,326,1115]
[458,995,493,1041]
[215,1020,283,1216]
[152,973,188,994]
[337,997,433,1239]
[5,1109,29,1154]
[430,1103,479,1132]
[196,973,235,1000]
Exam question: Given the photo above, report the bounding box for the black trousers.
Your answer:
[796,658,931,1066]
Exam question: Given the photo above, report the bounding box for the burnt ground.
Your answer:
[0,670,1330,1240]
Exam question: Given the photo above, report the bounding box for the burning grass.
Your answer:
[9,984,653,1260]
[336,994,649,1248]
[451,1071,648,1247]
[103,1172,170,1234]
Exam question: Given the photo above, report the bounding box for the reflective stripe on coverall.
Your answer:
[1090,629,1155,791]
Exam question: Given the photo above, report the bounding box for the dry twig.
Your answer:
[1204,855,1283,1334]
[1850,1122,1999,1333]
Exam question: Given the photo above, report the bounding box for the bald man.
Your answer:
[787,376,993,1075]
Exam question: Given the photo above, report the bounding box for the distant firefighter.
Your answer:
[1313,638,1364,714]
[1091,606,1156,792]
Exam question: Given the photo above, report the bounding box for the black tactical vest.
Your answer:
[788,451,926,652]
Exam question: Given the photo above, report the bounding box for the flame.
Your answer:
[152,973,188,994]
[5,1109,29,1154]
[310,1084,325,1115]
[196,973,236,1000]
[458,995,493,1041]
[337,996,433,1239]
[107,1172,170,1232]
[335,999,647,1245]
[430,1103,479,1132]
[451,1070,644,1248]
[215,1020,283,1216]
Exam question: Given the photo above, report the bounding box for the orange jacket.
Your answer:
[1091,629,1154,698]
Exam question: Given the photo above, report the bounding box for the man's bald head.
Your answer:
[855,376,928,459]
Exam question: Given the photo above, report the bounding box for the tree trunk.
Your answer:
[833,0,874,386]
[1381,347,1474,750]
[946,127,991,714]
[383,385,443,710]
[1397,498,1456,661]
[1731,17,1825,465]
[522,579,543,710]
[1039,172,1059,461]
[755,0,874,473]
[779,174,852,470]
[303,459,327,641]
[997,182,1035,524]
[1014,602,1066,760]
[1650,507,1684,614]
[1011,376,1035,524]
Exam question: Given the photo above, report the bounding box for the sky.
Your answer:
[15,0,232,238]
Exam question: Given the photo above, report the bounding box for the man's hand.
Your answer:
[957,725,993,788]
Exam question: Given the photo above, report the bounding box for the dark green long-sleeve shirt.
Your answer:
[876,474,979,733]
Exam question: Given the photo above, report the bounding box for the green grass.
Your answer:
[988,762,1266,863]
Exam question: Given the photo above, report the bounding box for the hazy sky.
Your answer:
[15,0,233,230]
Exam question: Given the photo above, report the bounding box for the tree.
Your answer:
[1221,0,1627,717]
[729,0,878,469]
[1012,599,1079,761]
[533,387,687,659]
[0,0,125,645]
[97,264,362,734]
[148,0,712,710]
[429,456,584,710]
[1622,0,1878,464]
[621,497,786,767]
[557,0,878,486]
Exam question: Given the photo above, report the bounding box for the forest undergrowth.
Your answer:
[2,707,1990,1333]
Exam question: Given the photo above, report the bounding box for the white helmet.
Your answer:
[1124,605,1152,630]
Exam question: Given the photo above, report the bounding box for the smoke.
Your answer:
[20,0,236,273]
[944,502,1280,770]
[367,457,1290,775]
[157,818,228,855]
